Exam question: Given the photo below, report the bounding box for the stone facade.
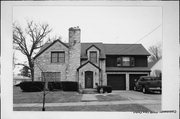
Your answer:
[66,27,81,82]
[34,27,150,90]
[78,62,100,88]
[34,41,69,81]
[34,27,106,89]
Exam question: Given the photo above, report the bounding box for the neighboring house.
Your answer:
[34,27,151,90]
[13,75,31,85]
[148,58,162,77]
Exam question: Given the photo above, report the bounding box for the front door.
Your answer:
[85,71,93,88]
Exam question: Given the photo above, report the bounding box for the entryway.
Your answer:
[85,71,93,88]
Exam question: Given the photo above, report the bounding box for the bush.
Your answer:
[61,81,78,91]
[48,81,62,91]
[97,85,112,93]
[19,81,45,92]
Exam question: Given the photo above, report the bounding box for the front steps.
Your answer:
[82,88,97,94]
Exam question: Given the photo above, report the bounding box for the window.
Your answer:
[117,57,122,66]
[90,51,97,63]
[116,56,135,67]
[130,57,135,66]
[122,57,130,66]
[51,52,65,63]
[42,72,60,82]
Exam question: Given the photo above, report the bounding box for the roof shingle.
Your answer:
[34,40,150,59]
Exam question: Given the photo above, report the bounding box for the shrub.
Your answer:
[61,81,78,91]
[48,81,62,91]
[97,85,112,93]
[19,81,45,92]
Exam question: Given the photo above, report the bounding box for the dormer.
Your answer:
[86,45,101,66]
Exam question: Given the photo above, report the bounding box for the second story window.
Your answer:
[116,56,135,67]
[122,57,130,66]
[51,51,65,63]
[117,57,122,66]
[90,51,97,63]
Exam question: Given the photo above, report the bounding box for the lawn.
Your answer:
[96,94,128,101]
[13,86,82,104]
[13,104,152,112]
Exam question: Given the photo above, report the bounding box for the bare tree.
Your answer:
[13,20,52,81]
[148,44,162,62]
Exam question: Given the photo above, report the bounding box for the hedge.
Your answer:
[19,81,78,92]
[61,81,78,91]
[48,81,62,91]
[97,85,112,93]
[19,81,45,92]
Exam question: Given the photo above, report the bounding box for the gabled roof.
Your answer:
[104,44,150,56]
[77,61,101,71]
[81,43,106,59]
[34,40,150,59]
[34,40,68,59]
[86,44,101,53]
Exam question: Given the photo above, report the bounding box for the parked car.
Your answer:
[134,76,161,94]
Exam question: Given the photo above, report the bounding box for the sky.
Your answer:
[13,6,162,74]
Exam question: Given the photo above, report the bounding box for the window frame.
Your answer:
[89,51,97,63]
[51,51,65,63]
[116,56,135,67]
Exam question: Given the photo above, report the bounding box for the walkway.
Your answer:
[81,94,98,101]
[13,99,160,108]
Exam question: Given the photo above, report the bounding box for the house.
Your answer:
[149,58,162,77]
[13,75,31,85]
[34,27,151,90]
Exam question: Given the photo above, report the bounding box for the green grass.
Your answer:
[13,104,152,112]
[13,86,82,104]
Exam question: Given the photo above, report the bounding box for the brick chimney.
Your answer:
[66,27,81,82]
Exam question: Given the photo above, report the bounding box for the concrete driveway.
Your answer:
[111,90,161,101]
[111,90,161,112]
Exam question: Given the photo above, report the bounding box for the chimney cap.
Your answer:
[69,26,80,31]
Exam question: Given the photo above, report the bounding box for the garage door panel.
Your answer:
[129,74,147,90]
[107,74,126,90]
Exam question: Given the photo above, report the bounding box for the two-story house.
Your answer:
[34,27,151,91]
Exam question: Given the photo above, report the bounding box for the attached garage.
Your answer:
[129,74,147,90]
[107,74,126,90]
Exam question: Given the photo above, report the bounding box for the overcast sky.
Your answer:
[13,5,162,74]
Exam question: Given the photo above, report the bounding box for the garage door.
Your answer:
[129,74,147,90]
[107,74,126,90]
[41,72,61,82]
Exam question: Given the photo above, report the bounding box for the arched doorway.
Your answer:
[85,71,93,88]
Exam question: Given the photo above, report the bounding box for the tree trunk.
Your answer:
[31,68,34,81]
[28,57,34,81]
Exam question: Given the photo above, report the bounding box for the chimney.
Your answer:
[69,26,80,47]
[66,27,81,82]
